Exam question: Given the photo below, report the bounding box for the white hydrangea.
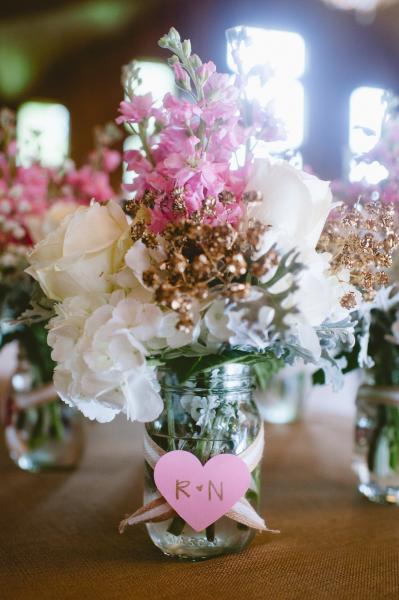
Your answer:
[48,291,198,423]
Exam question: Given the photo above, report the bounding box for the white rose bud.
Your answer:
[246,158,333,252]
[26,201,131,301]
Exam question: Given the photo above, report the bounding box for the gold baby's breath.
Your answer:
[318,201,399,301]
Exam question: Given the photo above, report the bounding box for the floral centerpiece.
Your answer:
[26,29,359,558]
[0,108,121,471]
[320,98,399,504]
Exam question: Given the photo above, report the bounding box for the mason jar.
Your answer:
[144,364,262,560]
[5,350,84,472]
[353,384,399,505]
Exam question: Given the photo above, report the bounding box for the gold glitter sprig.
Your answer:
[124,188,280,331]
[318,201,399,302]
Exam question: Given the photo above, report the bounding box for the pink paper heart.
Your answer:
[154,450,250,532]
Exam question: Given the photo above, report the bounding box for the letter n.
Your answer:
[208,480,223,501]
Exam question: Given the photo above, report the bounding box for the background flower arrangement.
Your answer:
[0,108,121,468]
[318,96,399,500]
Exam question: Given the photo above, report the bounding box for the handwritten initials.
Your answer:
[208,480,223,501]
[175,480,191,500]
[175,479,224,501]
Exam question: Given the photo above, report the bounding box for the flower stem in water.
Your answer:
[167,516,186,536]
[206,523,215,542]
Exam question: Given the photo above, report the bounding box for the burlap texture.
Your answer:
[0,409,398,600]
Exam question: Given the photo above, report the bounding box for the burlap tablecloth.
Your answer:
[0,387,398,600]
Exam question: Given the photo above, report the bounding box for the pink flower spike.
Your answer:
[116,94,154,124]
[197,61,216,82]
[173,63,191,90]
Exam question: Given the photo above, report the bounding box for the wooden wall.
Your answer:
[1,0,399,179]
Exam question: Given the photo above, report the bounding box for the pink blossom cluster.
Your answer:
[117,29,283,233]
[364,112,399,204]
[368,115,399,175]
[334,105,399,207]
[0,111,121,251]
[331,179,370,206]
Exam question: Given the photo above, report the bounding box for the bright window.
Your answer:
[226,27,306,153]
[124,60,175,155]
[123,61,175,191]
[349,86,388,183]
[125,60,175,106]
[17,101,70,167]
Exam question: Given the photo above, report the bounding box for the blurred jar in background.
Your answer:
[255,364,312,424]
[353,384,399,505]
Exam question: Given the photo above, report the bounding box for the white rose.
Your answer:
[246,158,333,252]
[27,201,131,301]
[27,201,80,243]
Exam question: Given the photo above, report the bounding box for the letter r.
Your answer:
[176,480,191,500]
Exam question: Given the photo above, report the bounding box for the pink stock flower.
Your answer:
[1,111,120,250]
[196,61,216,82]
[160,128,200,156]
[184,187,203,213]
[203,72,238,105]
[336,112,399,207]
[172,63,191,90]
[119,44,288,233]
[102,149,121,173]
[211,198,242,226]
[163,94,201,127]
[173,63,186,80]
[66,166,115,202]
[116,93,154,124]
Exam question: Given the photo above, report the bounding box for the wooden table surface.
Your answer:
[0,374,398,600]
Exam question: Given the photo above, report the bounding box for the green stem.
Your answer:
[205,523,215,542]
[388,406,399,471]
[138,122,155,166]
[167,516,186,537]
[49,401,64,442]
[165,384,184,536]
[28,406,44,450]
[368,405,399,473]
[166,390,176,452]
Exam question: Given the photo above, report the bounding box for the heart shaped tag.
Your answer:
[154,450,251,532]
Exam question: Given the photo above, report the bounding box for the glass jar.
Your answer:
[4,353,84,472]
[145,364,262,560]
[255,366,310,424]
[353,384,399,505]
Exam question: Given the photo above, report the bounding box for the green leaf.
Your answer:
[253,357,284,390]
[312,368,326,386]
[261,248,302,289]
[7,322,55,385]
[163,349,284,383]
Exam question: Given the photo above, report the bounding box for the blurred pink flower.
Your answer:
[116,94,154,124]
[102,148,121,172]
[0,114,120,250]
